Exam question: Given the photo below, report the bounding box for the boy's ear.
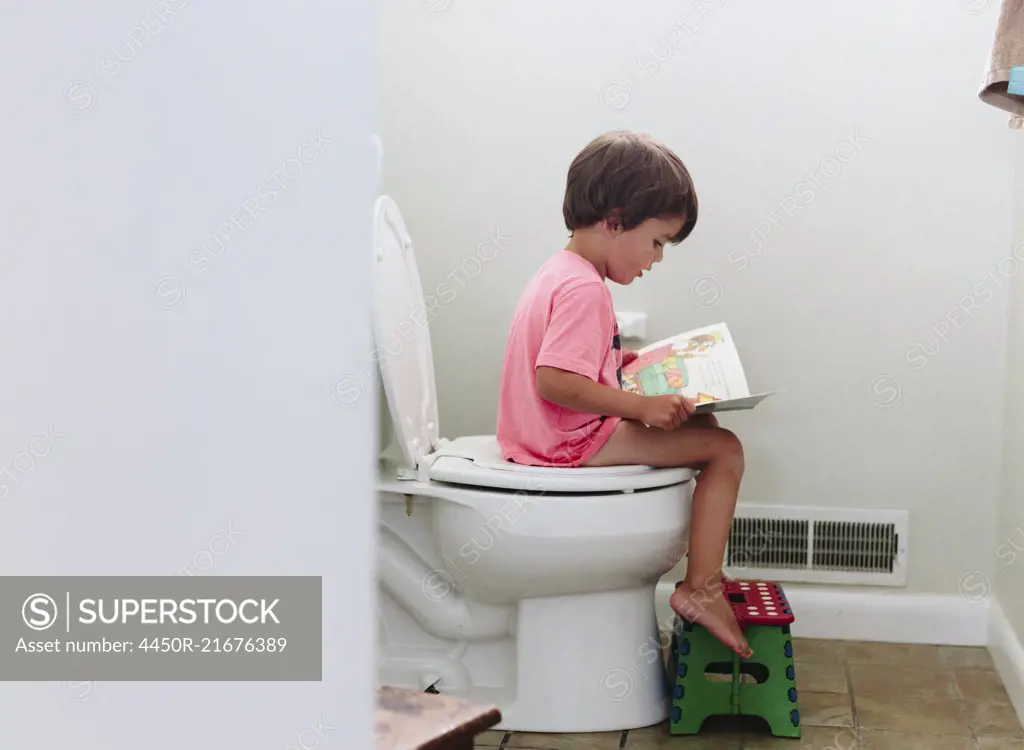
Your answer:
[603,209,624,234]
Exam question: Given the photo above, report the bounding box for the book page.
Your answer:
[620,322,752,404]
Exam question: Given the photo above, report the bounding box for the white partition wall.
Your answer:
[0,1,376,747]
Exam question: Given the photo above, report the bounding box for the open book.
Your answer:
[620,322,775,413]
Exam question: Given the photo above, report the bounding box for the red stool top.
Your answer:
[724,579,794,627]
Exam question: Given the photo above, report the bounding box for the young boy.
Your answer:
[495,130,752,659]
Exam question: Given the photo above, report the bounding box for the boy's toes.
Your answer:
[729,636,752,659]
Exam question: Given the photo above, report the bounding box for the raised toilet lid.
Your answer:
[372,195,440,474]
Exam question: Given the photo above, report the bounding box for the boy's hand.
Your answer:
[636,394,696,430]
[622,349,638,367]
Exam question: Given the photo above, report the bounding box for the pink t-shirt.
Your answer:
[496,250,623,466]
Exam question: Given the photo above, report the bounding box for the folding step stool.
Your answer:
[667,580,801,739]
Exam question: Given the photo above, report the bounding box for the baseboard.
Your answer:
[988,597,1024,726]
[655,582,990,646]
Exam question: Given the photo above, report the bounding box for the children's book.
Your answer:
[620,322,775,414]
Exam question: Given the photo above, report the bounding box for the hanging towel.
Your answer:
[980,0,1024,116]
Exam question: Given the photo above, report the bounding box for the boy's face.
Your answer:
[605,215,686,285]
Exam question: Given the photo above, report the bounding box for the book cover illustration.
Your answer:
[620,322,774,413]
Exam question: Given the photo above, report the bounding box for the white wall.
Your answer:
[996,136,1024,641]
[378,0,1013,595]
[0,1,375,747]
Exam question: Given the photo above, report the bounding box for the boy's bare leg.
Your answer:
[583,417,752,658]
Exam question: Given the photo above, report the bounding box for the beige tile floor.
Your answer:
[473,639,1023,749]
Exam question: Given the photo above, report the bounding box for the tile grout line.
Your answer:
[949,658,982,748]
[841,648,861,745]
[618,729,627,748]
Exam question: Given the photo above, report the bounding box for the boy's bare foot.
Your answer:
[670,582,753,659]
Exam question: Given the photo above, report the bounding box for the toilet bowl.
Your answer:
[372,194,695,732]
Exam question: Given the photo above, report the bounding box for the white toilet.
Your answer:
[372,194,696,733]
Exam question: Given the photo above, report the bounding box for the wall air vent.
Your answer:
[724,506,908,587]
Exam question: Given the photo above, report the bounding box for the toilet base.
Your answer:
[495,584,670,732]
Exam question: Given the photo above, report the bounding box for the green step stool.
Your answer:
[667,579,801,739]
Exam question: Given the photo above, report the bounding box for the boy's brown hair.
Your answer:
[562,130,698,244]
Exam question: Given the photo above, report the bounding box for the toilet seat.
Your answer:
[372,195,693,495]
[423,435,693,493]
